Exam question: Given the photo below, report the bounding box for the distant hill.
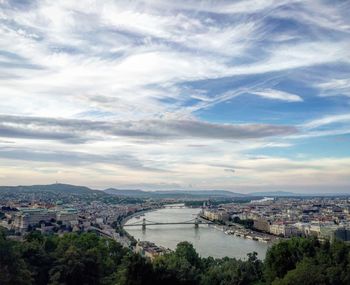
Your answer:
[104,188,149,197]
[104,188,247,199]
[1,184,348,199]
[248,191,297,197]
[0,184,247,199]
[0,183,95,195]
[155,190,247,197]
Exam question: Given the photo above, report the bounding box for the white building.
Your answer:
[13,208,56,232]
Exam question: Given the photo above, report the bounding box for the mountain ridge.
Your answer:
[104,188,247,198]
[2,184,349,198]
[248,191,297,197]
[0,183,94,195]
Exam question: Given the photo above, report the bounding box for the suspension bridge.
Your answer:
[123,217,213,229]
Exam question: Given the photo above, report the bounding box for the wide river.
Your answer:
[125,206,269,259]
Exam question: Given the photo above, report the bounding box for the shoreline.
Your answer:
[199,214,279,244]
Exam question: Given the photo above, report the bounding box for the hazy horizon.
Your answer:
[1,181,350,195]
[0,0,349,193]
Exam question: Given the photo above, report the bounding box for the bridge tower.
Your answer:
[195,217,199,228]
[142,218,146,230]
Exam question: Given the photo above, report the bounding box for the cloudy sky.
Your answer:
[0,0,350,193]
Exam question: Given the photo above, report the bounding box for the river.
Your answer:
[124,206,269,259]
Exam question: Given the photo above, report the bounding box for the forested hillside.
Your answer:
[1,229,349,285]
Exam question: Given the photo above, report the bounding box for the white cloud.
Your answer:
[303,114,350,129]
[142,0,294,15]
[318,79,350,90]
[252,89,303,102]
[317,78,350,98]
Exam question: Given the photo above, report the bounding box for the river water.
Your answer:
[125,206,269,259]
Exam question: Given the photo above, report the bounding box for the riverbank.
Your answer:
[224,224,280,243]
[199,214,279,244]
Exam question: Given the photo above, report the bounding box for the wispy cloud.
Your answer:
[252,89,303,102]
[0,115,298,142]
[303,114,350,130]
[317,78,350,98]
[0,0,349,191]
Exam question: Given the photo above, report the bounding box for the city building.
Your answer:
[56,208,78,225]
[253,217,271,232]
[135,241,170,261]
[13,208,56,232]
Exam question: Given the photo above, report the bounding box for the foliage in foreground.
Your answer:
[1,228,350,285]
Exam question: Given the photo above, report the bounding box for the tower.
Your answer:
[195,217,199,228]
[142,218,146,230]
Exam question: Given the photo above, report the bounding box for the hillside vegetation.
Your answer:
[1,229,349,285]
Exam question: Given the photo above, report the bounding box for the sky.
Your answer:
[0,0,350,193]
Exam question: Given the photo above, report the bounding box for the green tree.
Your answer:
[0,234,32,285]
[272,258,327,285]
[154,242,201,285]
[201,252,263,285]
[116,252,154,285]
[264,237,318,283]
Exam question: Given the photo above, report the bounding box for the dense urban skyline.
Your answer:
[0,0,349,192]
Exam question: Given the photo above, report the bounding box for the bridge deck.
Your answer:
[124,222,212,227]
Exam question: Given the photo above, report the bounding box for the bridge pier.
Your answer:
[142,218,146,230]
[195,217,199,228]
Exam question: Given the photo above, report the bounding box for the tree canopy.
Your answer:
[0,228,349,285]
